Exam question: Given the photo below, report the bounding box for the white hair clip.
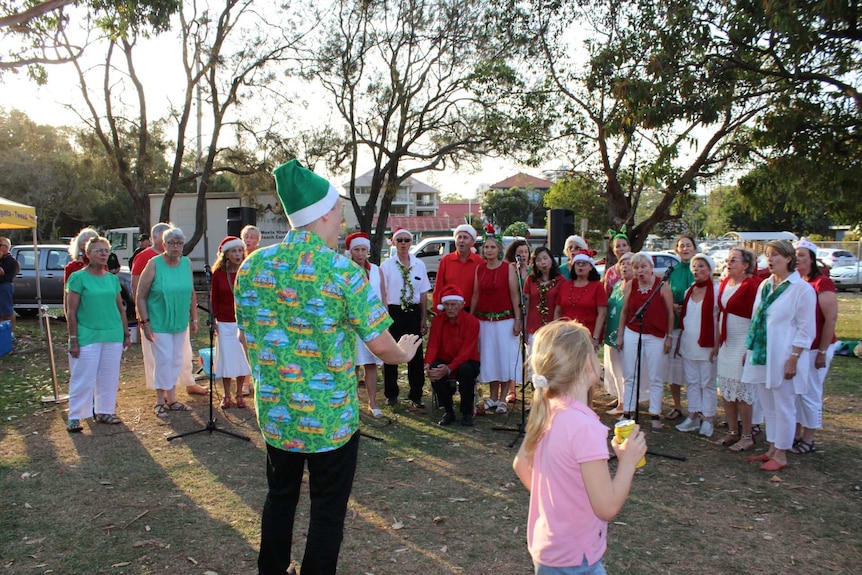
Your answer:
[533,375,549,388]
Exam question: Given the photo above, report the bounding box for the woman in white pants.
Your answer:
[65,236,130,431]
[742,240,816,472]
[792,238,838,454]
[136,227,199,418]
[616,253,675,431]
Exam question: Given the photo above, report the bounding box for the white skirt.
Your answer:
[478,318,523,384]
[215,321,251,378]
[356,338,383,366]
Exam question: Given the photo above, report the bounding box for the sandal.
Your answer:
[221,396,231,409]
[235,396,247,409]
[714,430,739,446]
[495,402,508,414]
[370,407,384,418]
[665,408,683,420]
[66,418,83,432]
[729,434,755,452]
[650,416,664,432]
[166,401,192,411]
[94,413,122,425]
[153,404,169,418]
[791,439,816,454]
[506,392,517,404]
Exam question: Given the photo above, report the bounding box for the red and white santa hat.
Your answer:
[388,226,413,245]
[795,237,818,254]
[219,236,245,254]
[453,223,477,240]
[345,232,371,251]
[436,285,465,310]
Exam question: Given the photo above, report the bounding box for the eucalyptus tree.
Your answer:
[59,0,304,250]
[298,0,543,259]
[502,0,773,250]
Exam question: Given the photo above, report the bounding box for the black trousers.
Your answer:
[430,359,480,416]
[384,304,425,403]
[258,433,360,575]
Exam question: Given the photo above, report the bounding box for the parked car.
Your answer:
[10,244,72,313]
[829,263,862,291]
[710,249,731,275]
[817,248,857,269]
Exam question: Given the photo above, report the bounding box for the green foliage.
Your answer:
[481,188,529,231]
[504,221,529,236]
[543,175,610,236]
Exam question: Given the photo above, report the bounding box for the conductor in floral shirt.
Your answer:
[425,285,481,426]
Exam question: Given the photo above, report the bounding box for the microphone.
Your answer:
[662,265,674,281]
[515,254,522,264]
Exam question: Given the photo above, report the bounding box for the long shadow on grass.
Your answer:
[0,401,262,575]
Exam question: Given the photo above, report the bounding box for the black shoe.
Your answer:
[410,400,426,409]
[386,397,397,407]
[437,412,455,426]
[461,413,474,427]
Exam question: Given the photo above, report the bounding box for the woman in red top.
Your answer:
[554,254,608,351]
[524,247,563,341]
[616,252,674,430]
[210,236,252,408]
[471,232,522,414]
[792,238,838,454]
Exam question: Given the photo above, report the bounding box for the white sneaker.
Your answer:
[676,417,701,433]
[699,420,714,437]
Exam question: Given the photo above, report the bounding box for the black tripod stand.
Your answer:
[493,257,530,448]
[625,267,684,462]
[168,257,250,443]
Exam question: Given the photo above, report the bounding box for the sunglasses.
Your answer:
[395,238,411,243]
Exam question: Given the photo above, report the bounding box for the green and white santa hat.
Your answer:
[273,159,340,228]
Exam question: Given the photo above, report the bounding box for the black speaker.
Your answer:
[227,206,257,238]
[547,209,575,256]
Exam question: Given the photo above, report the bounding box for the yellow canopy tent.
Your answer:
[0,197,64,402]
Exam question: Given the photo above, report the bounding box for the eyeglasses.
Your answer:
[395,238,411,243]
[90,249,111,254]
[166,241,184,247]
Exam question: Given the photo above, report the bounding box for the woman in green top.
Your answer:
[136,227,199,418]
[65,236,130,432]
[603,252,634,415]
[665,234,696,420]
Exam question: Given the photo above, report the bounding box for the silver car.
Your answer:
[829,263,862,291]
[10,244,72,313]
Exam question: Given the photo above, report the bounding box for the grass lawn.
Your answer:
[1,294,861,574]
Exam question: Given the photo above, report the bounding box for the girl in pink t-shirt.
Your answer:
[513,320,647,574]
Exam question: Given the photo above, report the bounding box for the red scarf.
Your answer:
[680,279,715,348]
[717,275,759,344]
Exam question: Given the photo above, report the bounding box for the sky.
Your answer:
[2,21,542,200]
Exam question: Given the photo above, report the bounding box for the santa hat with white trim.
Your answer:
[388,226,413,245]
[218,236,244,254]
[273,159,341,228]
[346,232,371,251]
[453,224,477,240]
[436,285,465,310]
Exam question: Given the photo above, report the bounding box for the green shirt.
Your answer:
[147,256,193,333]
[66,270,123,347]
[669,262,694,329]
[604,280,625,348]
[235,230,393,453]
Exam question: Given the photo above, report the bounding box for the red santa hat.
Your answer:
[436,285,465,310]
[219,236,245,254]
[453,223,477,240]
[388,226,413,244]
[345,232,371,251]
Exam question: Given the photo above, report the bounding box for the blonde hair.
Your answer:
[523,320,599,457]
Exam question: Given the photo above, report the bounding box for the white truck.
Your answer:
[106,192,291,275]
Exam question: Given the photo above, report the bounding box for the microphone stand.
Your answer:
[626,266,685,462]
[168,255,250,443]
[494,256,530,448]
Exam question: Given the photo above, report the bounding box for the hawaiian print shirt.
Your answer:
[235,230,392,453]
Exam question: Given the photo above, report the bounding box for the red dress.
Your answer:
[625,277,669,338]
[555,280,608,336]
[474,263,514,321]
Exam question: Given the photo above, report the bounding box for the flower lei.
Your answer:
[536,278,556,325]
[397,260,415,310]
